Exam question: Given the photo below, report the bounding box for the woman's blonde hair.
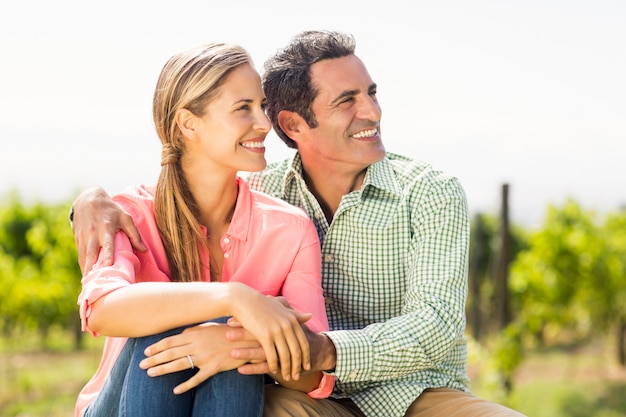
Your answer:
[153,43,251,282]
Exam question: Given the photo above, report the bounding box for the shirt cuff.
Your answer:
[323,329,373,383]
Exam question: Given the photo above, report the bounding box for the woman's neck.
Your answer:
[195,179,238,233]
[187,171,238,282]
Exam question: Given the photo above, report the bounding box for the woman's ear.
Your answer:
[175,109,197,140]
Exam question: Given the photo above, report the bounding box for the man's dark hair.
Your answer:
[262,30,356,148]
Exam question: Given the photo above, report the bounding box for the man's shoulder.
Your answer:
[253,157,292,178]
[246,157,293,193]
[385,152,427,173]
[384,152,465,197]
[384,152,449,181]
[249,188,309,220]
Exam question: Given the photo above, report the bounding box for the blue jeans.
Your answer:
[84,320,264,417]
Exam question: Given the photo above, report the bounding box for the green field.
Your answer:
[2,329,625,417]
[469,340,626,417]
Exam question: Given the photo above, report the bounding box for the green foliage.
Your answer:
[471,198,626,400]
[509,199,626,344]
[509,200,597,340]
[466,212,529,339]
[0,191,38,258]
[592,211,626,326]
[0,191,81,345]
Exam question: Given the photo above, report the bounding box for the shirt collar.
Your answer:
[282,152,306,195]
[361,156,404,197]
[283,152,403,198]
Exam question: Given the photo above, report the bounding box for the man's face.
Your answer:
[298,55,385,173]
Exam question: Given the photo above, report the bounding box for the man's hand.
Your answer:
[72,186,146,273]
[139,322,261,394]
[229,322,337,376]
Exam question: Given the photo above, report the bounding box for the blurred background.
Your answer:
[1,0,625,416]
[1,0,624,227]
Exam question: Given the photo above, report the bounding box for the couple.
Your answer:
[72,30,526,417]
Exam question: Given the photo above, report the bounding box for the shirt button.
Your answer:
[325,297,333,305]
[314,212,321,219]
[349,370,358,380]
[223,253,230,259]
[324,254,334,263]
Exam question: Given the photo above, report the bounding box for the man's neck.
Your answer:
[301,162,366,223]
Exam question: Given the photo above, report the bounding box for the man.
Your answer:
[71,30,525,416]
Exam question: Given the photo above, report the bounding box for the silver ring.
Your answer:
[186,354,195,370]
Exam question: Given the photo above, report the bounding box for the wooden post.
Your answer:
[495,183,512,330]
[469,213,487,341]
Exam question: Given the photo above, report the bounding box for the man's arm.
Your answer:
[324,178,471,384]
[71,186,146,273]
[230,324,337,374]
[229,324,336,393]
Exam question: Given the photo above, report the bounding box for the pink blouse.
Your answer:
[75,178,332,417]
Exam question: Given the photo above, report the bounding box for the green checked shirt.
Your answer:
[247,152,471,417]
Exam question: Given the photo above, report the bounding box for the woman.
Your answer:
[76,43,332,417]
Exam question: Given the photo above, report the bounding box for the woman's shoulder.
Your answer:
[112,185,155,204]
[111,185,157,222]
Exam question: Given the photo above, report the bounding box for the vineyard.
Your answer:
[1,188,626,416]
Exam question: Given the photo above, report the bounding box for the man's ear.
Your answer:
[175,109,197,140]
[277,110,304,140]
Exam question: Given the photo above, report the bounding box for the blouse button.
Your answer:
[224,253,230,259]
[223,237,230,244]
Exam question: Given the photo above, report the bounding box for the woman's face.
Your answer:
[189,63,271,174]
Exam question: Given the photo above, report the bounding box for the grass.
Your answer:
[2,328,626,416]
[0,328,103,417]
[469,338,626,416]
[1,350,91,416]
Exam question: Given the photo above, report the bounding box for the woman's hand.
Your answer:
[139,322,260,394]
[230,285,312,382]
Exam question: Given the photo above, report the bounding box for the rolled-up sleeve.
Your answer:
[78,232,140,336]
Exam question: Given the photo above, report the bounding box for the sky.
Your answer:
[1,0,624,228]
